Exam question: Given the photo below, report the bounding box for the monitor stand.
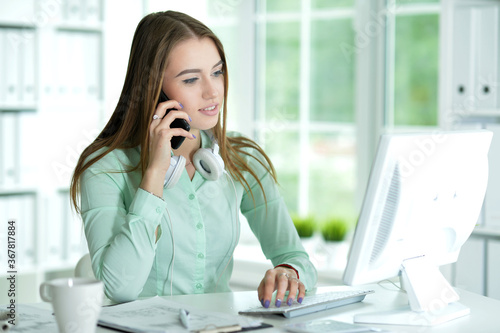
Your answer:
[353,256,470,326]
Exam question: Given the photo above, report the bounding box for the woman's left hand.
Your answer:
[257,267,305,308]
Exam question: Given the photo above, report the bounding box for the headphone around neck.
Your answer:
[163,132,225,189]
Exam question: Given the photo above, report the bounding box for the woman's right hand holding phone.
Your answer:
[140,100,193,198]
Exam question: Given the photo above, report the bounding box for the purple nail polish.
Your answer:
[298,297,303,304]
[180,103,184,109]
[276,299,282,308]
[264,300,270,308]
[260,298,264,306]
[188,115,192,122]
[192,134,196,139]
[287,298,293,306]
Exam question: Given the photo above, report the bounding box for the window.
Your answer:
[255,0,357,225]
[386,1,440,128]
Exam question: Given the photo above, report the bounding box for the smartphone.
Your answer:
[157,90,191,150]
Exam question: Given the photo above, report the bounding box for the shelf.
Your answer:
[449,109,500,118]
[0,22,36,29]
[0,104,37,112]
[471,226,500,241]
[56,22,103,33]
[0,188,38,196]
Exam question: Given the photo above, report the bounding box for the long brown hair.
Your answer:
[70,11,276,213]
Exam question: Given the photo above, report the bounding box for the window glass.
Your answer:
[262,130,300,213]
[266,0,301,12]
[312,0,354,9]
[310,18,355,122]
[264,21,301,121]
[394,14,439,126]
[308,131,356,222]
[207,0,240,17]
[396,0,440,3]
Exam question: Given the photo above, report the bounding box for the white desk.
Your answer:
[27,283,500,332]
[91,283,499,333]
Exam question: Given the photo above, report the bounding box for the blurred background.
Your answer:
[1,0,499,303]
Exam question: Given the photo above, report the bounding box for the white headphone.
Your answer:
[163,133,225,188]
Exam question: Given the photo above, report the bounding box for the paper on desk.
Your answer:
[98,296,261,333]
[1,304,58,332]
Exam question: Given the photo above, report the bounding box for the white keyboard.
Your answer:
[239,289,375,318]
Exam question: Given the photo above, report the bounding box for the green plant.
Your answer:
[321,218,348,242]
[291,214,316,238]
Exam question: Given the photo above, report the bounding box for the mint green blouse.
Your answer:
[80,131,317,302]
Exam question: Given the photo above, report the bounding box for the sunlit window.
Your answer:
[255,0,357,225]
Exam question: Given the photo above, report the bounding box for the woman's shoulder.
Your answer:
[85,146,141,172]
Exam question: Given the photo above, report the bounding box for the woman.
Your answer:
[70,11,317,308]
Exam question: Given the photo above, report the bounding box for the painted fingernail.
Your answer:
[264,300,270,308]
[298,297,303,304]
[192,134,196,139]
[275,299,282,308]
[180,103,184,109]
[287,298,293,306]
[260,298,264,306]
[188,115,192,122]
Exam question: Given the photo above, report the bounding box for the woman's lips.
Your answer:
[198,104,219,116]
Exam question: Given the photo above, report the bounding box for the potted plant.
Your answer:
[291,214,317,255]
[291,214,316,239]
[321,217,348,242]
[320,217,350,269]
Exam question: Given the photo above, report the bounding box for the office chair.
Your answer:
[74,253,95,279]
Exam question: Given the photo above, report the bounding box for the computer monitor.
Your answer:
[343,130,493,326]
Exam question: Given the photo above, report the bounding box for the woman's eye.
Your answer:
[183,77,198,84]
[213,69,224,77]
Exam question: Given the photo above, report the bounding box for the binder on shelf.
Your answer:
[1,112,20,187]
[17,194,37,269]
[65,0,84,23]
[39,28,57,101]
[61,191,87,262]
[485,124,500,227]
[0,114,3,186]
[18,111,38,186]
[475,4,499,110]
[84,32,101,101]
[0,0,35,24]
[84,0,102,24]
[20,29,37,104]
[56,31,71,101]
[71,32,86,100]
[0,198,6,269]
[44,193,65,266]
[4,29,22,104]
[451,6,474,112]
[0,29,5,103]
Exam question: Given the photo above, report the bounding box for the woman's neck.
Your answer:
[174,128,201,163]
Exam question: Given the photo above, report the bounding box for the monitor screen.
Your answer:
[343,130,492,326]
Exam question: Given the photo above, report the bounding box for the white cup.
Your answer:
[39,278,103,333]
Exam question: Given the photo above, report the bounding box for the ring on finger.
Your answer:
[278,273,289,279]
[290,277,300,283]
[152,114,160,120]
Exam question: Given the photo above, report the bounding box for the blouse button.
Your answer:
[188,194,195,200]
[196,223,203,230]
[155,207,162,214]
[196,283,203,289]
[198,253,204,259]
